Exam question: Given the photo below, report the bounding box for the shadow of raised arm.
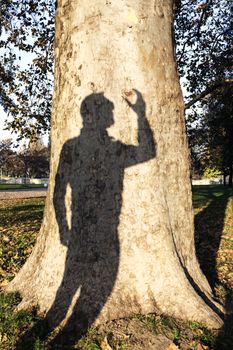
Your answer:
[123,89,156,167]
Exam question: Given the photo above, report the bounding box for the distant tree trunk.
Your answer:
[6,0,223,336]
[229,164,233,187]
[223,170,227,186]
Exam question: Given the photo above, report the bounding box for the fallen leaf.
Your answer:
[0,333,7,343]
[0,280,9,287]
[100,336,113,350]
[197,344,209,350]
[166,343,180,350]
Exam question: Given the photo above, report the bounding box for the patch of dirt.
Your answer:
[97,318,173,350]
[0,189,47,200]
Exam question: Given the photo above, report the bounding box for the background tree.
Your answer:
[22,139,50,178]
[175,0,233,182]
[0,138,13,176]
[200,86,233,185]
[0,0,55,141]
[0,138,49,179]
[175,0,232,102]
[0,138,24,177]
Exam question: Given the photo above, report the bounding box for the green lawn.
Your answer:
[0,184,47,190]
[0,198,45,284]
[192,185,233,293]
[192,185,232,207]
[0,185,232,350]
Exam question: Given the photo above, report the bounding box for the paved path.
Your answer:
[0,188,47,200]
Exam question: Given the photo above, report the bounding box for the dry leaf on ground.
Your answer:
[100,336,113,350]
[166,343,180,350]
[197,344,209,350]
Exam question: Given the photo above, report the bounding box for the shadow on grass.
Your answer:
[194,185,233,349]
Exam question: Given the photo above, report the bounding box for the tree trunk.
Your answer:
[223,170,227,186]
[228,164,232,187]
[6,0,223,336]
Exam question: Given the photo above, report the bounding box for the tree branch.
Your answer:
[184,78,233,110]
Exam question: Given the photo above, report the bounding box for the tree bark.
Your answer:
[6,0,223,335]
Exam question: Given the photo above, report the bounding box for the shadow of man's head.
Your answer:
[80,93,114,130]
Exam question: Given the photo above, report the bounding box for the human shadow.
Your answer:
[42,90,155,347]
[194,186,233,349]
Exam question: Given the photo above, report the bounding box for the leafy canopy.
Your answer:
[0,0,55,141]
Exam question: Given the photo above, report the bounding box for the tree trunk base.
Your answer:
[5,224,224,331]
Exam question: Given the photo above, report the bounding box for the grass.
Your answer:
[0,185,232,349]
[193,186,233,296]
[0,198,45,284]
[0,184,46,190]
[0,293,41,350]
[192,185,232,208]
